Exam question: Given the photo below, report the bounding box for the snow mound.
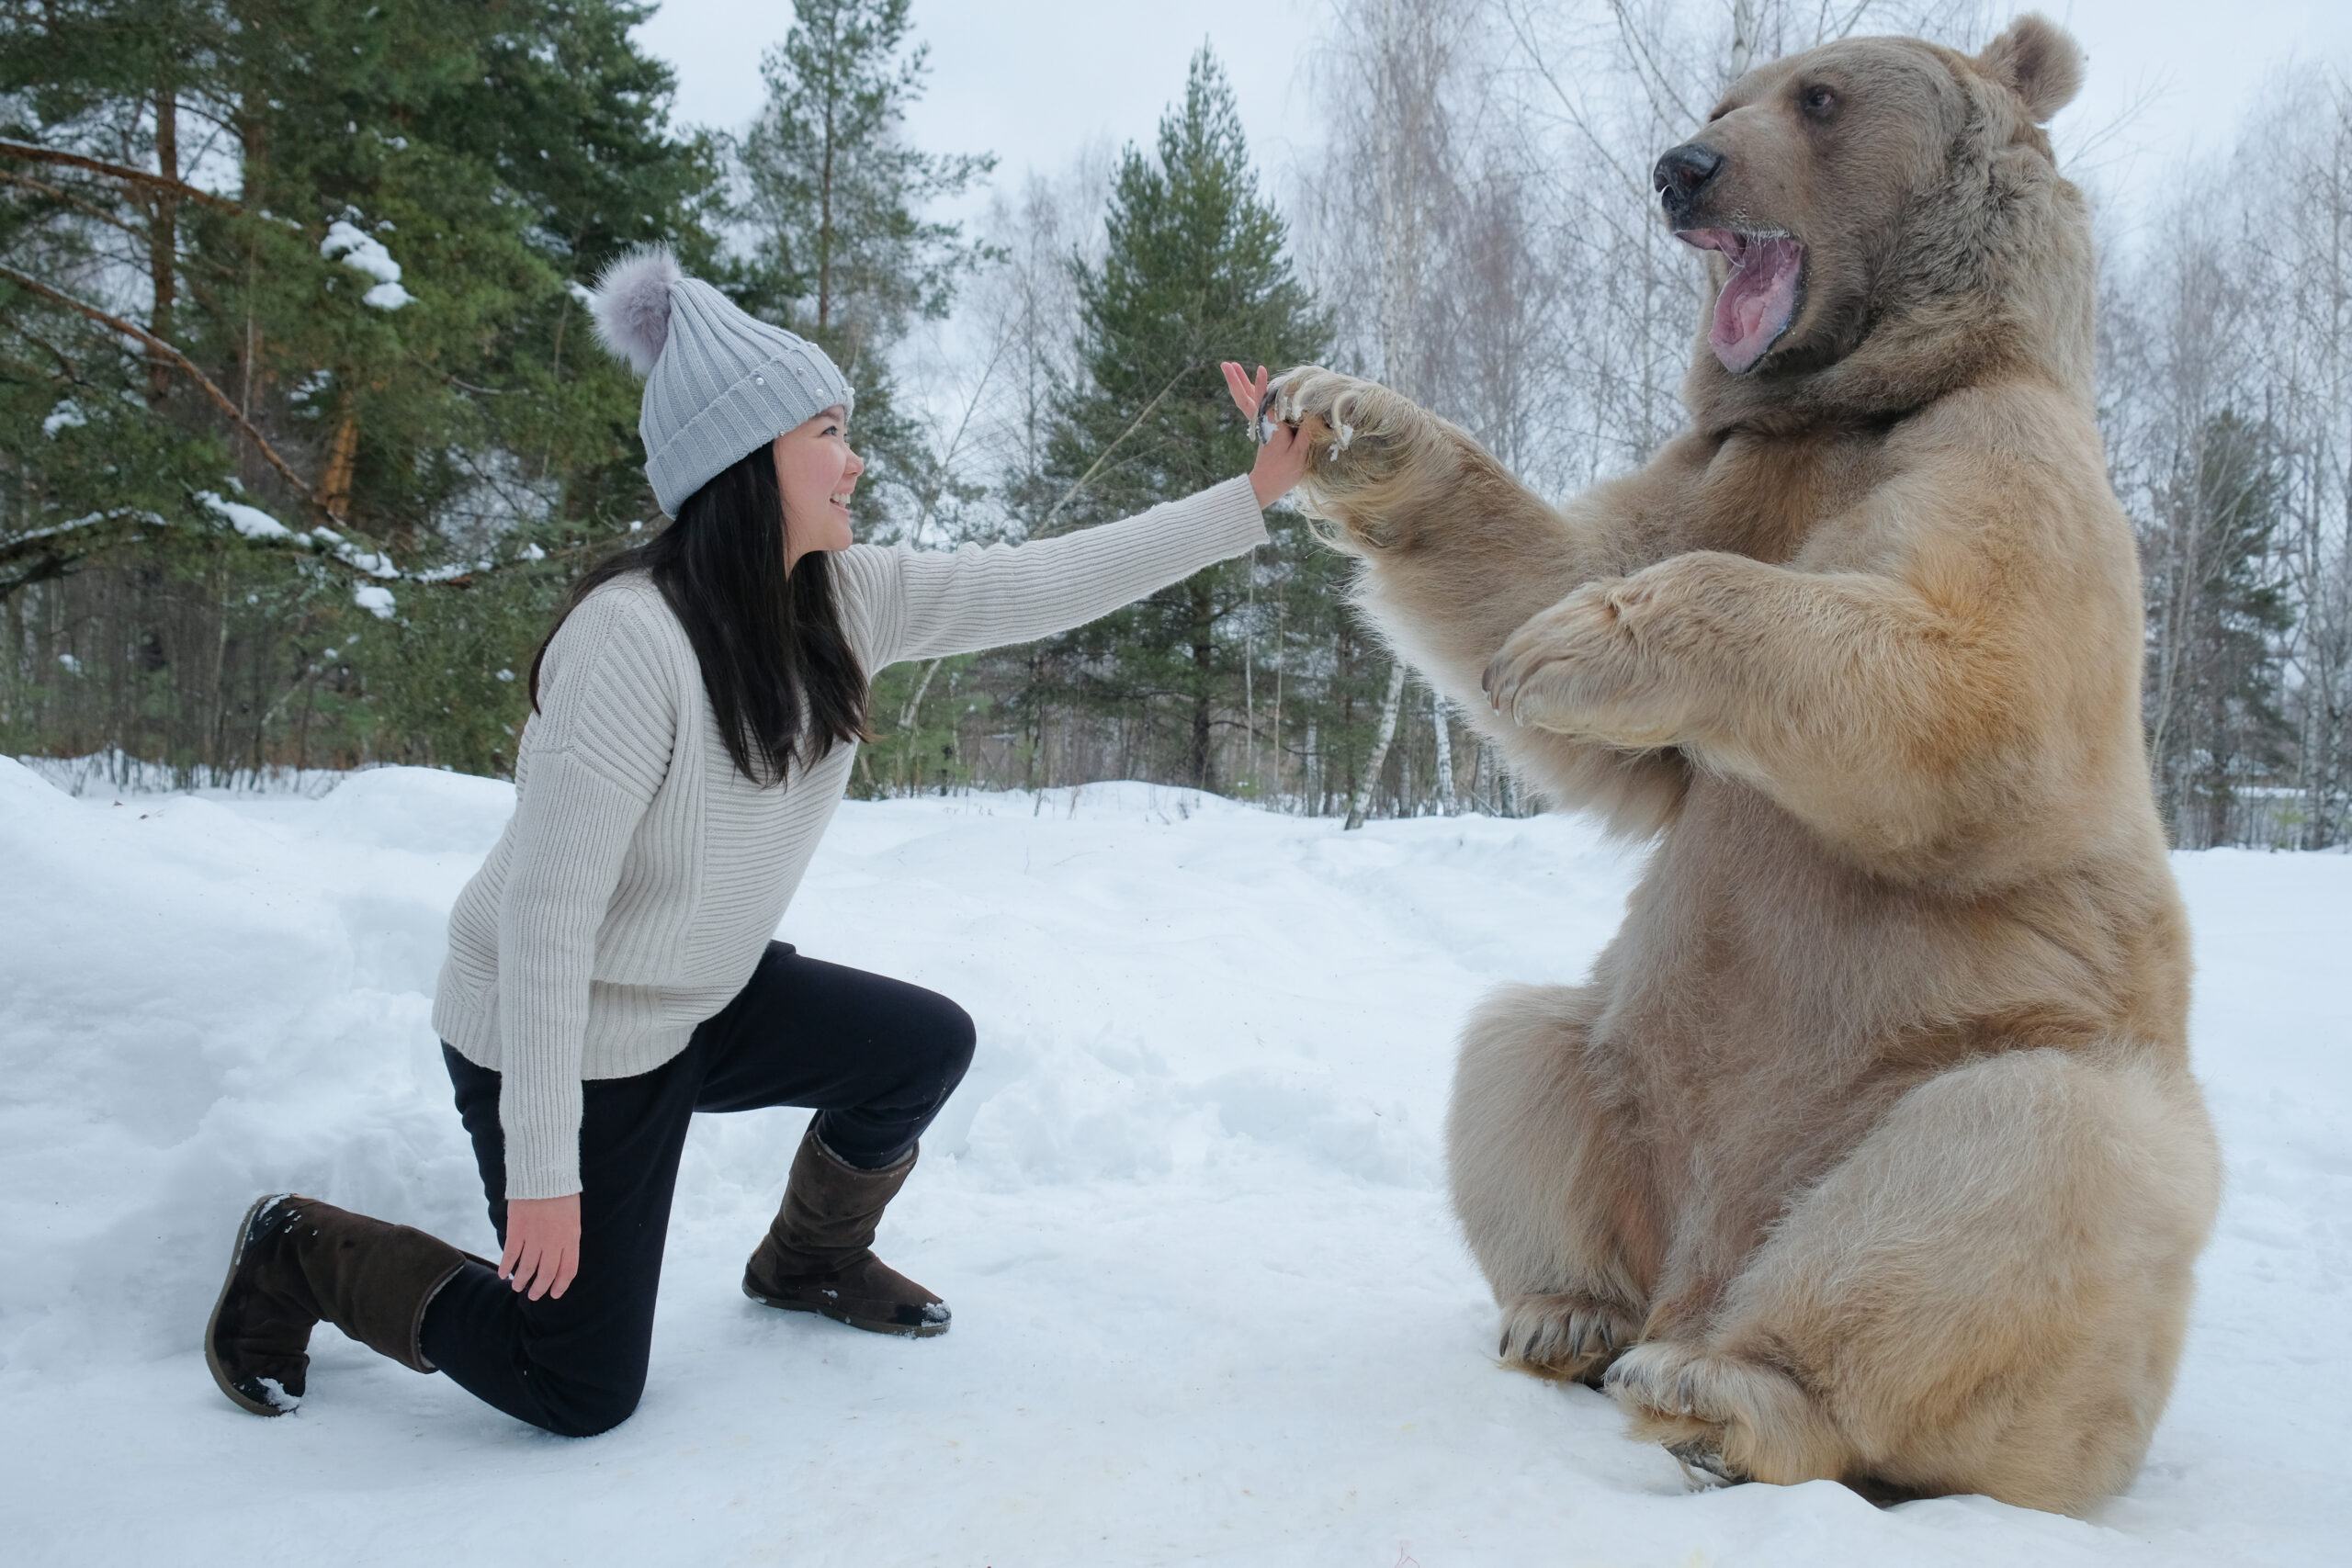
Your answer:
[0,763,2345,1566]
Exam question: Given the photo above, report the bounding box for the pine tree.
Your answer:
[732,0,993,535]
[0,0,722,776]
[1035,47,1329,792]
[2146,409,2297,846]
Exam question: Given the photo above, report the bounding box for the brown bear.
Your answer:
[1268,14,2220,1513]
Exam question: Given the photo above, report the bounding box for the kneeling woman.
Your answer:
[204,249,1308,1436]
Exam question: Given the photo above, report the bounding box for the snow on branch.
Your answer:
[195,492,407,609]
[1,484,563,611]
[321,220,413,310]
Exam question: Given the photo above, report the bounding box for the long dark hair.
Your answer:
[529,441,870,785]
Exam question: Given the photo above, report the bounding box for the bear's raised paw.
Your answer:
[1266,367,1430,538]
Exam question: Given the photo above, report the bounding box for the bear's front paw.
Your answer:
[1267,366,1425,541]
[1498,1292,1643,1386]
[1482,581,1679,745]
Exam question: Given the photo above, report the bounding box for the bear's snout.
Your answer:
[1654,142,1725,218]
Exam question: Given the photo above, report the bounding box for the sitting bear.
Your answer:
[1272,14,2219,1513]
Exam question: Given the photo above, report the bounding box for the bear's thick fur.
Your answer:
[1272,15,2219,1513]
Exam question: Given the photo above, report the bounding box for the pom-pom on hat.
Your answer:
[590,245,855,517]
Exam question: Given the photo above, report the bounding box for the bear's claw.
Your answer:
[1496,1292,1641,1385]
[1668,1436,1750,1488]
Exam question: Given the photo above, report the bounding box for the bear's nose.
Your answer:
[1654,143,1725,215]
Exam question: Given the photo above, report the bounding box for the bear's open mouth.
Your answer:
[1679,229,1804,374]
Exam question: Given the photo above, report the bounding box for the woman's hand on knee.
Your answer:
[500,1194,582,1300]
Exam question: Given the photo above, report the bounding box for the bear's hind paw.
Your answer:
[1667,1434,1751,1489]
[1605,1340,1847,1487]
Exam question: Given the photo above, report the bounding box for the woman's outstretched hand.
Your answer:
[1224,362,1312,509]
[501,1193,581,1301]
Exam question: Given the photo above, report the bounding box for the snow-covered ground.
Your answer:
[1,758,2345,1566]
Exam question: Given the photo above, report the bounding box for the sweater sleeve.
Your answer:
[493,587,675,1201]
[838,475,1269,671]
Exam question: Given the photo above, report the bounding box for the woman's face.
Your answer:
[772,404,862,570]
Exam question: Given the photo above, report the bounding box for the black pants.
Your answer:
[417,942,975,1437]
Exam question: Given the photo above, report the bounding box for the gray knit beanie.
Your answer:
[590,246,855,517]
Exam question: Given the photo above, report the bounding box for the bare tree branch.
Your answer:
[0,137,241,212]
[0,168,153,238]
[0,262,322,509]
[1037,363,1190,533]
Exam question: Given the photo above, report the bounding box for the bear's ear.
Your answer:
[1973,13,2084,123]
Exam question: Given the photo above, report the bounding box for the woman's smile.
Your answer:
[774,404,863,567]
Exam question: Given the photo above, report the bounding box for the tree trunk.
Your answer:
[1431,688,1454,813]
[1243,571,1256,790]
[1337,620,1359,808]
[148,76,179,403]
[1345,660,1408,829]
[1271,604,1284,807]
[817,19,837,332]
[1306,716,1319,813]
[1189,578,1216,790]
[894,655,944,794]
[1727,0,1759,79]
[235,111,267,435]
[322,392,360,520]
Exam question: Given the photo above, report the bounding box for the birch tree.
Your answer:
[1306,0,1487,822]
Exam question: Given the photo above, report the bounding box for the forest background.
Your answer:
[4,0,2348,848]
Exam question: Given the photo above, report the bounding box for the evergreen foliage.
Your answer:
[732,0,993,536]
[1026,49,1332,793]
[0,0,719,775]
[2146,409,2298,846]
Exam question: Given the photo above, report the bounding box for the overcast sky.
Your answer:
[633,0,2352,228]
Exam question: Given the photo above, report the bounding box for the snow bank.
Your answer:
[15,750,346,799]
[0,760,2343,1565]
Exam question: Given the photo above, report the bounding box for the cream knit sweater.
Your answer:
[434,476,1269,1198]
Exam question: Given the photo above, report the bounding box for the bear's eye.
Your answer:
[1801,85,1838,119]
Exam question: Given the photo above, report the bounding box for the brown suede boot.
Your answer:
[741,1128,949,1337]
[204,1193,471,1416]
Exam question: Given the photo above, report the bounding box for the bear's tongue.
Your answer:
[1686,231,1804,374]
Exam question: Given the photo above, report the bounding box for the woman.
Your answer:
[203,247,1310,1437]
